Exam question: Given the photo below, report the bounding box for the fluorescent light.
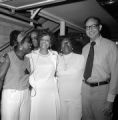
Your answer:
[99,0,115,5]
[17,0,64,9]
[0,0,12,2]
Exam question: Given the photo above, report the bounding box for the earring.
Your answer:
[19,46,23,50]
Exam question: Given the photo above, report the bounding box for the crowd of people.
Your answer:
[0,16,118,120]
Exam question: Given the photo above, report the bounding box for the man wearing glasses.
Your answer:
[82,16,118,120]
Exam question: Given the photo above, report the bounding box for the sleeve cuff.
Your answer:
[107,94,115,102]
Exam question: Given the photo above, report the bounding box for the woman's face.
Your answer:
[39,35,51,50]
[22,37,32,54]
[61,38,73,55]
[31,32,38,48]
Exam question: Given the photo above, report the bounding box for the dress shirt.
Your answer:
[82,36,118,102]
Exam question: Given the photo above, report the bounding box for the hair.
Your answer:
[30,29,39,35]
[58,35,73,53]
[10,30,21,47]
[84,16,101,25]
[14,32,31,51]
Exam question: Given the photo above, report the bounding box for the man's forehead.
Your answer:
[86,18,98,25]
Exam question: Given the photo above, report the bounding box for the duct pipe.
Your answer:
[0,8,41,26]
[60,20,65,36]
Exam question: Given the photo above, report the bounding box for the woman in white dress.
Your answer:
[27,30,60,120]
[56,36,84,120]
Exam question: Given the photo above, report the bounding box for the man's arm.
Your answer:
[103,43,118,117]
[107,44,118,102]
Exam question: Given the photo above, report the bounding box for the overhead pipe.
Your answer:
[0,42,10,53]
[0,8,41,26]
[39,10,85,32]
[0,0,66,10]
[30,8,42,26]
[60,20,65,36]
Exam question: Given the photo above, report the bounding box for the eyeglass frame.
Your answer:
[85,24,99,30]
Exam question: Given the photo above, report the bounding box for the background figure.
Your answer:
[0,30,31,120]
[27,30,60,120]
[82,16,118,120]
[30,29,39,50]
[56,36,84,120]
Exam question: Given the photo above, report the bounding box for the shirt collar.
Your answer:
[90,35,102,46]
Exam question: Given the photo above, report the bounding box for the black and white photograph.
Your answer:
[0,0,118,120]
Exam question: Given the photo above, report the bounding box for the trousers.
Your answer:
[1,88,30,120]
[82,82,111,120]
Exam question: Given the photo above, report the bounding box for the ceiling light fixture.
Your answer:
[99,0,115,5]
[106,0,115,4]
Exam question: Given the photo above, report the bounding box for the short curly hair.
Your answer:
[10,30,21,47]
[58,35,73,53]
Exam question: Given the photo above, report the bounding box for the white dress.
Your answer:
[57,52,84,120]
[28,50,60,120]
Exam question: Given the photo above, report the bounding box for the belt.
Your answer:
[83,80,109,87]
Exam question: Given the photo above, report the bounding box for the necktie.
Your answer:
[84,41,96,81]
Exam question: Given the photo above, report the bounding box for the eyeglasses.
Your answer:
[85,24,99,30]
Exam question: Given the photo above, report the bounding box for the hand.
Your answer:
[103,101,113,118]
[4,54,9,63]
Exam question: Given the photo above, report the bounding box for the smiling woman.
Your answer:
[27,29,60,120]
[56,36,85,120]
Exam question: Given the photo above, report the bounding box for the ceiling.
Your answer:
[97,0,118,19]
[0,0,118,45]
[97,0,118,24]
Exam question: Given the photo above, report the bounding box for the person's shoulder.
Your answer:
[6,50,15,58]
[50,50,58,56]
[74,53,84,59]
[102,37,116,48]
[26,49,39,57]
[72,53,85,65]
[82,42,90,52]
[102,37,115,44]
[73,52,84,60]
